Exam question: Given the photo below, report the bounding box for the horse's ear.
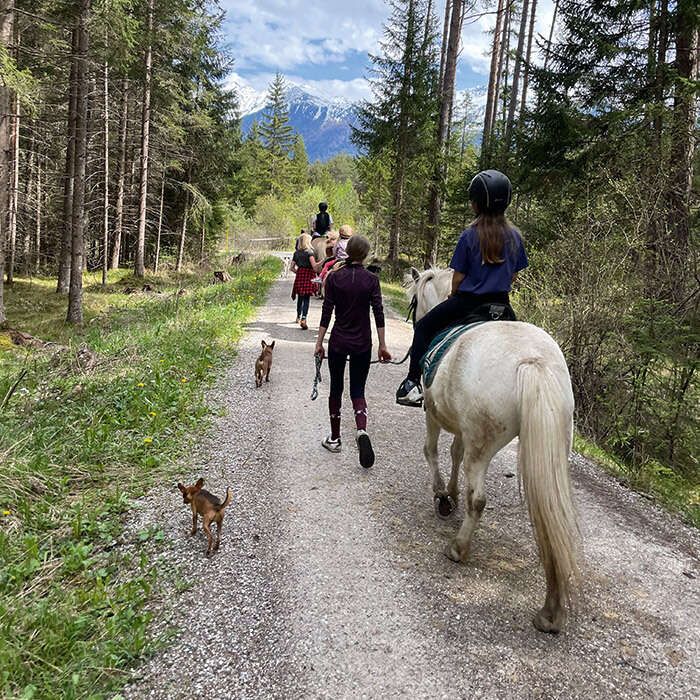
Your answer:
[269,341,275,349]
[410,267,421,282]
[261,340,266,348]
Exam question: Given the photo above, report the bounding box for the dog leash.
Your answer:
[311,352,323,401]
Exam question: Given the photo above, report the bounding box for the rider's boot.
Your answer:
[396,377,423,407]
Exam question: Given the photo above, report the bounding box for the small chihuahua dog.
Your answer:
[177,478,231,556]
[255,339,275,387]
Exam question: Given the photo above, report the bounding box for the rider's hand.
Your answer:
[378,345,392,363]
[315,342,325,359]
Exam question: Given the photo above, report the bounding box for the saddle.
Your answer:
[420,303,517,388]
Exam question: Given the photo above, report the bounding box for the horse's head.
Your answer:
[405,267,453,323]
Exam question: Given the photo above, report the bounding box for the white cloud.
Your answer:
[222,0,558,100]
[220,0,387,72]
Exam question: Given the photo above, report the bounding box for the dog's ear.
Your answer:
[177,482,186,494]
[411,267,421,282]
[194,477,204,490]
[269,341,275,349]
[261,339,266,348]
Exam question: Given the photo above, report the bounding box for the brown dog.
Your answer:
[255,340,275,387]
[177,478,231,556]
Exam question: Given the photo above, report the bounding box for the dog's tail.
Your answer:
[218,487,231,511]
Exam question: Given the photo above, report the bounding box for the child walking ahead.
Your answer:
[314,235,391,468]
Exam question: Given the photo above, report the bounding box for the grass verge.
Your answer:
[381,280,410,319]
[0,257,280,698]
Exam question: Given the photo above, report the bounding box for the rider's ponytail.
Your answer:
[473,213,522,265]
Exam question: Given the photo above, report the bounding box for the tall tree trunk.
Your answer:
[66,0,91,324]
[154,167,165,272]
[438,0,452,89]
[425,0,464,267]
[519,0,538,117]
[24,132,35,274]
[388,0,417,270]
[176,190,190,273]
[110,78,128,269]
[543,0,559,71]
[199,214,205,265]
[102,57,109,286]
[135,0,154,278]
[35,152,41,272]
[504,0,531,148]
[0,0,14,325]
[665,0,698,301]
[500,1,513,126]
[6,91,19,285]
[57,24,79,293]
[482,0,505,166]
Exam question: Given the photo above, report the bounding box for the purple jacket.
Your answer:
[320,263,385,354]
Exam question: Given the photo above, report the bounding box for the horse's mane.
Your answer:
[404,267,452,300]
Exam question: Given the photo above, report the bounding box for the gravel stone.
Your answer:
[123,278,700,699]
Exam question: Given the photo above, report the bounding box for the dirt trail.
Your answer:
[124,277,699,699]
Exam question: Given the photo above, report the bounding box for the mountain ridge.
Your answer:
[233,79,487,162]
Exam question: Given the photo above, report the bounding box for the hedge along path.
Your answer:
[0,258,281,699]
[123,276,699,700]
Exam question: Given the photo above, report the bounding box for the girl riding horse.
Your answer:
[396,169,528,406]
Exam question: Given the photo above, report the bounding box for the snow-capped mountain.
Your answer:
[232,79,358,162]
[232,78,487,162]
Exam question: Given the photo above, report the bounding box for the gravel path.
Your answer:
[124,277,699,699]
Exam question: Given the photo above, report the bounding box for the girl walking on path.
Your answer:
[314,235,392,468]
[396,169,528,407]
[291,232,321,329]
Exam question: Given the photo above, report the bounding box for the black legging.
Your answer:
[407,291,509,382]
[328,349,371,399]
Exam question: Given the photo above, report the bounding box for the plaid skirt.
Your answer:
[292,266,316,298]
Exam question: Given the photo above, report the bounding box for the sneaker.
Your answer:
[356,430,375,468]
[322,435,342,453]
[296,316,301,324]
[396,378,423,407]
[300,319,308,330]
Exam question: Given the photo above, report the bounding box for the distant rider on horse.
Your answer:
[312,202,333,238]
[396,169,528,407]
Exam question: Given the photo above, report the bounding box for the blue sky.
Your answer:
[221,0,556,101]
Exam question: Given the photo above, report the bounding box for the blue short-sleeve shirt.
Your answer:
[449,226,528,294]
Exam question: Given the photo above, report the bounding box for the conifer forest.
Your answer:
[0,1,698,697]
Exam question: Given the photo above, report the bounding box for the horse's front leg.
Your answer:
[445,454,489,563]
[425,410,456,518]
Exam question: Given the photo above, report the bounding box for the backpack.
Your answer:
[315,211,330,235]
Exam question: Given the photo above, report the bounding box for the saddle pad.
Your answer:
[421,322,485,388]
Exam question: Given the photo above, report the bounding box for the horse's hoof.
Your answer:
[435,494,456,519]
[532,610,562,634]
[443,540,464,563]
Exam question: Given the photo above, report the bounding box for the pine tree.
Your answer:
[259,73,295,195]
[353,0,439,269]
[291,134,309,191]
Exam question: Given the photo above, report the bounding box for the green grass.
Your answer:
[574,435,699,528]
[381,280,411,318]
[0,257,280,699]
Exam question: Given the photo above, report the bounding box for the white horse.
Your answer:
[408,267,579,633]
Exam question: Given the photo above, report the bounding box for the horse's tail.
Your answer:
[517,359,579,605]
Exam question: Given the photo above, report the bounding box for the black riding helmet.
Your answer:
[468,169,512,214]
[319,201,328,211]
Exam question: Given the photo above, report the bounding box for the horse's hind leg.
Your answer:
[446,434,463,505]
[445,454,489,563]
